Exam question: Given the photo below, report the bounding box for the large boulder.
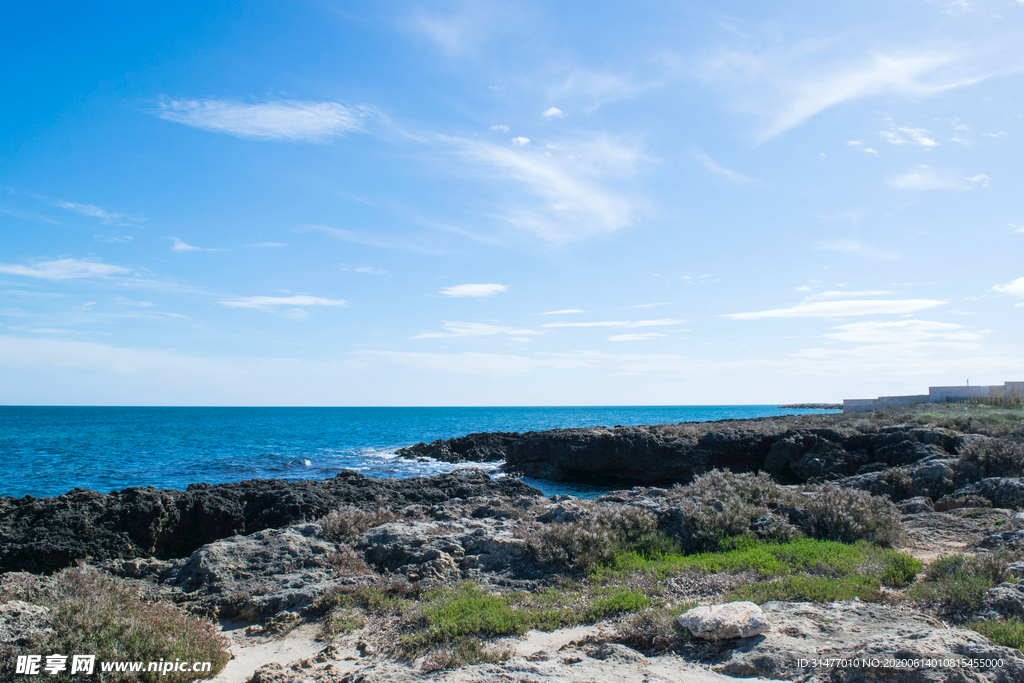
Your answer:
[677,602,769,639]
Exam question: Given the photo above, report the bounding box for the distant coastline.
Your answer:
[777,403,842,409]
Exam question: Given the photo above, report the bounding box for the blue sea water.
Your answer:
[0,406,838,499]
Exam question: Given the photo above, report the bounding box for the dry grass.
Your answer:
[317,506,399,543]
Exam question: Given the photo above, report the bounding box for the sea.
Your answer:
[0,405,839,499]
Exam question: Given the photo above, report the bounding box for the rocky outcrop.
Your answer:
[0,601,53,647]
[398,421,965,488]
[0,471,542,574]
[677,602,769,639]
[713,601,1024,682]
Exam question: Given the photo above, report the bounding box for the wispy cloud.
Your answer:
[0,258,130,281]
[692,151,757,183]
[703,45,1004,141]
[888,165,962,190]
[538,309,585,315]
[220,295,346,309]
[339,265,387,275]
[804,290,895,301]
[249,242,285,248]
[170,238,224,252]
[490,125,509,132]
[153,98,368,142]
[723,299,947,319]
[549,67,662,111]
[608,332,666,342]
[411,321,538,339]
[298,225,446,254]
[816,240,899,260]
[439,284,508,298]
[55,200,139,225]
[823,319,983,344]
[543,318,685,329]
[455,134,645,242]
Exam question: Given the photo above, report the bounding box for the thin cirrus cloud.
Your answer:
[455,135,644,243]
[608,332,666,342]
[879,127,938,147]
[0,258,130,280]
[722,299,947,320]
[692,151,757,183]
[702,45,999,142]
[822,319,983,344]
[888,165,962,190]
[298,225,447,255]
[438,284,508,298]
[816,240,899,260]
[542,318,686,329]
[219,295,347,309]
[170,238,224,252]
[55,200,139,225]
[411,321,539,339]
[249,242,286,248]
[803,290,895,301]
[152,98,369,142]
[538,309,585,315]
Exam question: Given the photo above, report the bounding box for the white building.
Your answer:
[842,381,1024,413]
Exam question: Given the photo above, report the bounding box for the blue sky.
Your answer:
[2,0,1023,406]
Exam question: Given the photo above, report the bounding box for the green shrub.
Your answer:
[730,575,883,603]
[967,617,1024,652]
[881,553,923,587]
[532,504,679,572]
[910,552,1016,608]
[18,565,229,683]
[804,484,903,547]
[581,588,649,622]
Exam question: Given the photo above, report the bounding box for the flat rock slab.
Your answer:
[712,601,1024,682]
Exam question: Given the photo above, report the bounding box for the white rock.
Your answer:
[677,601,769,640]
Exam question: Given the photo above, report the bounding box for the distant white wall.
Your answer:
[843,380,1022,413]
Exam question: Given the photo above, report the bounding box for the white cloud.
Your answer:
[888,165,961,190]
[632,303,667,309]
[490,125,509,132]
[804,290,896,301]
[703,46,998,141]
[864,148,879,156]
[543,107,564,119]
[538,309,585,315]
[543,318,686,329]
[412,321,538,339]
[220,295,347,309]
[0,258,130,281]
[1012,224,1024,234]
[993,277,1024,297]
[299,225,447,255]
[965,173,990,186]
[340,265,387,275]
[249,242,285,248]
[549,68,660,111]
[510,136,530,146]
[723,299,947,319]
[170,237,223,252]
[880,127,938,147]
[55,201,138,225]
[455,135,644,242]
[608,332,666,342]
[692,151,757,183]
[439,283,508,298]
[823,319,983,344]
[816,240,899,260]
[153,98,367,142]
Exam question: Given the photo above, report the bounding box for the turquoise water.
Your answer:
[0,406,837,498]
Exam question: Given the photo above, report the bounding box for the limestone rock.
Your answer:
[0,600,54,646]
[898,496,934,514]
[677,601,770,639]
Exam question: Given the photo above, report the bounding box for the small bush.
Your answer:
[804,484,903,547]
[615,604,694,653]
[318,545,374,575]
[318,610,366,640]
[910,552,1016,608]
[318,506,398,542]
[729,575,883,603]
[881,553,923,587]
[418,637,511,672]
[17,565,229,683]
[669,471,798,550]
[532,504,679,572]
[967,616,1024,652]
[960,439,1024,478]
[581,588,649,622]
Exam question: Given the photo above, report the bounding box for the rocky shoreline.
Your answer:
[3,404,1024,682]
